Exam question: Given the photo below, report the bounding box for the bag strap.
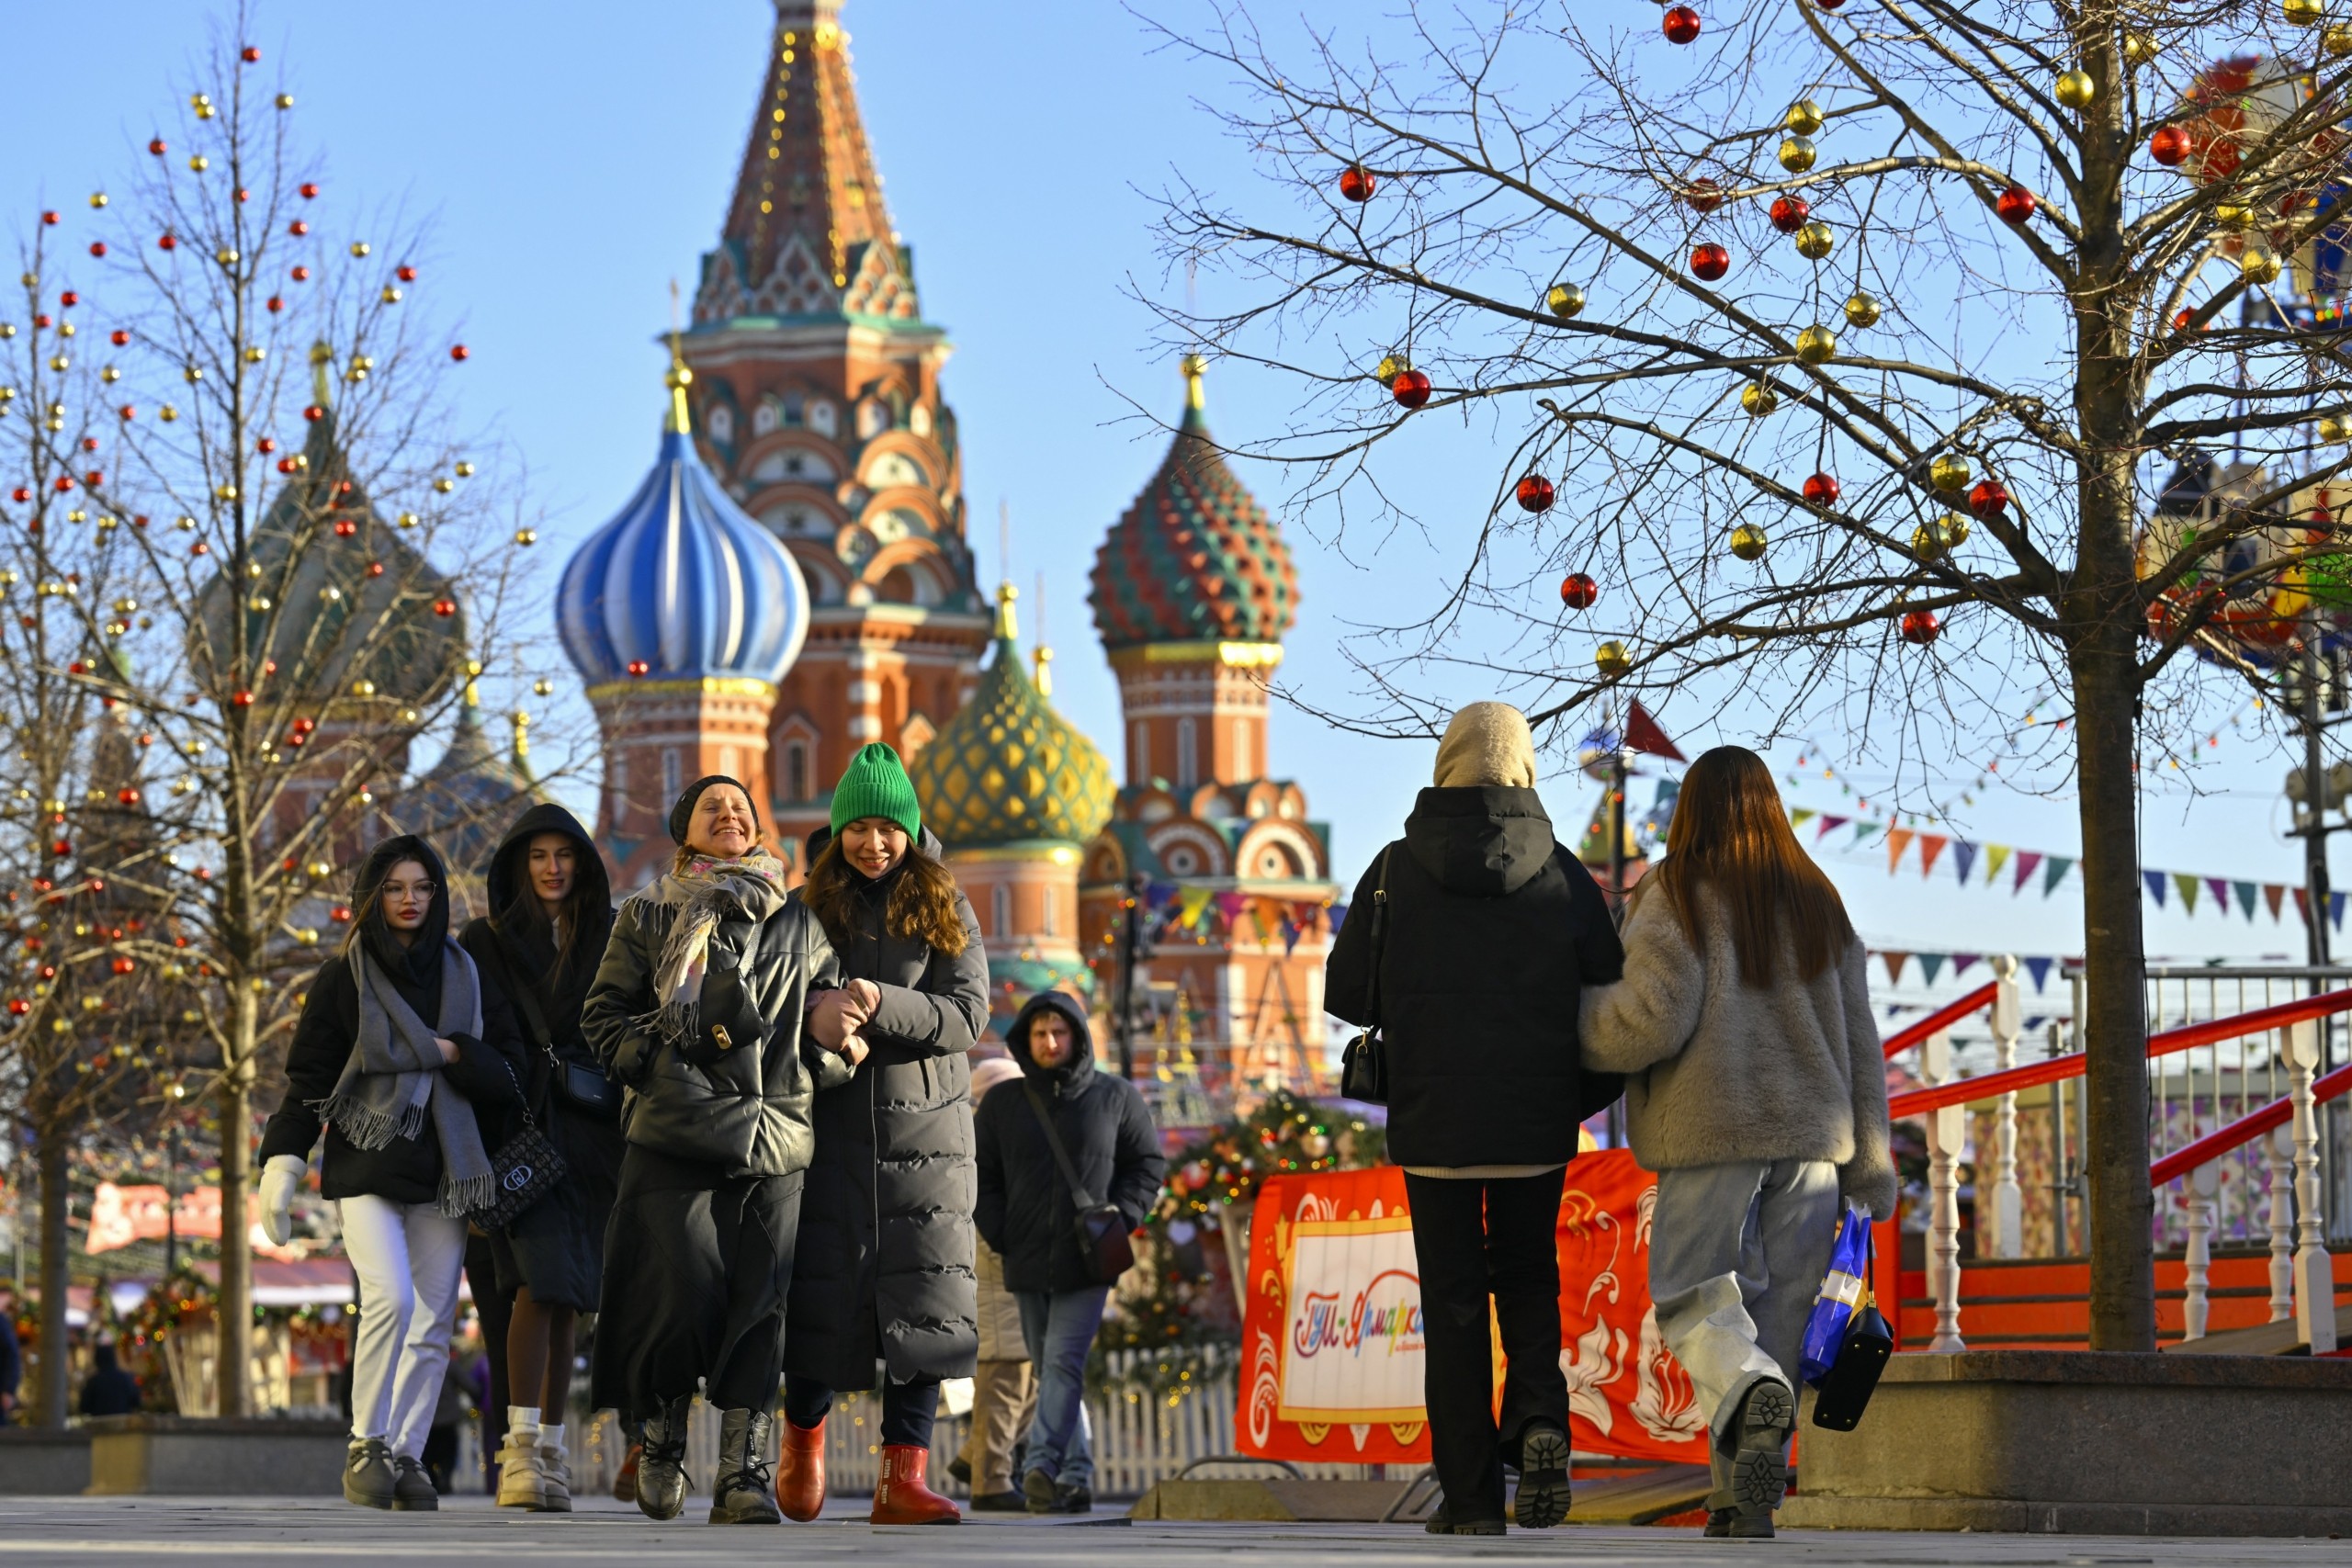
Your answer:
[1023,1085,1105,1210]
[485,919,568,1075]
[1364,844,1396,1029]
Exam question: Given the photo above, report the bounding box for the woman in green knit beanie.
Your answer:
[781,741,988,1524]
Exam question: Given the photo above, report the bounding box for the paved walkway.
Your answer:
[0,1496,2346,1566]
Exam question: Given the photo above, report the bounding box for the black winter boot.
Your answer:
[637,1396,693,1522]
[1512,1420,1571,1529]
[1725,1378,1794,1530]
[709,1408,781,1525]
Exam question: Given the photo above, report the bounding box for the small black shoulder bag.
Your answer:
[1338,845,1395,1103]
[1024,1087,1136,1286]
[488,922,620,1121]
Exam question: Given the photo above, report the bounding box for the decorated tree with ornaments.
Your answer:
[1,19,547,1414]
[1150,0,2352,1349]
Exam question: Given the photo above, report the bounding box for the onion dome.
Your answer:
[1091,356,1298,651]
[558,357,810,687]
[910,585,1115,848]
[196,348,465,705]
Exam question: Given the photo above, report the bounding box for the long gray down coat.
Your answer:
[785,853,989,1390]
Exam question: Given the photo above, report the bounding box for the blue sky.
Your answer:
[2,1,2331,997]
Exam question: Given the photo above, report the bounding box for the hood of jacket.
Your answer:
[1008,989,1096,1095]
[351,833,452,991]
[483,801,610,918]
[1402,785,1556,897]
[480,801,614,998]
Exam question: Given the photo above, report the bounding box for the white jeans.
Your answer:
[1647,1159,1840,1445]
[339,1194,469,1459]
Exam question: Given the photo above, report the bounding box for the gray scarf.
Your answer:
[312,938,495,1217]
[635,847,789,1055]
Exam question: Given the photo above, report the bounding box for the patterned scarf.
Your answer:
[636,846,789,1055]
[313,938,495,1217]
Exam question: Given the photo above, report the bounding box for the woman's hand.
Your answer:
[844,977,882,1015]
[808,987,873,1052]
[435,1036,460,1065]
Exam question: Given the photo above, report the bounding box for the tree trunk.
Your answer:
[213,1043,254,1418]
[2068,571,2158,1351]
[35,1132,70,1431]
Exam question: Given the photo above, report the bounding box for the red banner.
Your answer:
[1236,1151,1711,1465]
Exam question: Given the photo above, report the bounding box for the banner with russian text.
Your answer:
[1235,1151,1711,1465]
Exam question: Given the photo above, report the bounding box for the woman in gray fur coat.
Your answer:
[1579,745,1894,1542]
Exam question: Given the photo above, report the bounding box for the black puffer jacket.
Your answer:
[581,863,844,1179]
[786,852,990,1387]
[974,992,1166,1294]
[1325,785,1624,1168]
[259,836,519,1203]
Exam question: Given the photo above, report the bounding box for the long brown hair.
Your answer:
[1644,745,1852,987]
[801,835,970,958]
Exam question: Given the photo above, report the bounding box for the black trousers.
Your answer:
[591,1147,804,1418]
[463,1231,514,1474]
[1403,1168,1569,1522]
[783,1374,939,1450]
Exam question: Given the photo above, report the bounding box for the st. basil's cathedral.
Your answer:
[548,0,1336,1110]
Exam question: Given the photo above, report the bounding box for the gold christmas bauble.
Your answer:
[242,344,264,362]
[2054,68,2097,110]
[1794,220,1835,260]
[1928,453,1971,492]
[2124,31,2158,66]
[89,191,107,209]
[433,477,455,493]
[1910,522,1949,560]
[215,482,238,502]
[189,155,209,173]
[533,678,556,696]
[2328,23,2352,57]
[1375,352,1411,385]
[1778,135,1817,174]
[1742,381,1780,416]
[160,404,178,422]
[276,93,295,109]
[1940,511,1972,548]
[2322,414,2351,443]
[350,242,371,258]
[381,286,402,304]
[352,679,377,697]
[1595,640,1632,678]
[514,528,538,547]
[1795,324,1837,364]
[2243,247,2282,286]
[2214,202,2253,232]
[1545,282,1586,319]
[1844,290,1883,328]
[246,593,272,612]
[184,365,202,383]
[455,460,476,478]
[2286,0,2324,27]
[397,511,420,527]
[1784,98,1826,136]
[1728,523,1769,561]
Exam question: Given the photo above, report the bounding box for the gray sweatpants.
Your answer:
[1648,1159,1841,1450]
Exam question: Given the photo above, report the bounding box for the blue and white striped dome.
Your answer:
[558,416,809,688]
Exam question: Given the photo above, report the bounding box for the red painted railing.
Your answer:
[1880,981,1999,1058]
[2147,1060,2352,1186]
[1887,986,2352,1120]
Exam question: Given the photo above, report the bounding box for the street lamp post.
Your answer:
[1114,874,1146,1080]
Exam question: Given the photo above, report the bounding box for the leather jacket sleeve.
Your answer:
[582,898,664,1086]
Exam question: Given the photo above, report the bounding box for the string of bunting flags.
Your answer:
[1131,881,1339,953]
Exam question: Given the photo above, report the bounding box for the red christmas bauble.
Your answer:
[40,210,58,227]
[110,329,129,346]
[433,598,458,617]
[1803,472,1841,506]
[6,999,25,1016]
[1900,609,1940,645]
[1968,478,2009,519]
[335,479,355,497]
[300,182,320,199]
[1516,473,1556,512]
[256,437,276,454]
[112,957,135,976]
[1338,164,1375,202]
[10,488,28,503]
[242,45,261,62]
[33,313,50,328]
[290,265,311,281]
[627,659,651,677]
[1769,195,1810,233]
[88,242,107,258]
[1815,0,1845,7]
[232,690,254,706]
[1389,367,1430,409]
[1690,243,1730,280]
[277,457,297,474]
[1559,571,1599,609]
[60,291,76,308]
[288,220,308,237]
[366,561,385,578]
[2148,126,2191,167]
[1995,185,2036,223]
[334,518,357,537]
[1663,6,1702,44]
[149,138,167,155]
[1683,176,1724,214]
[303,404,324,421]
[449,344,470,362]
[396,265,417,283]
[85,470,103,487]
[157,232,176,250]
[2173,307,2200,331]
[235,187,250,204]
[119,406,136,421]
[54,477,74,492]
[266,295,284,313]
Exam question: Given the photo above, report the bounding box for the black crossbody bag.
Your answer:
[1338,846,1395,1103]
[486,923,620,1122]
[1023,1087,1136,1286]
[477,1055,566,1231]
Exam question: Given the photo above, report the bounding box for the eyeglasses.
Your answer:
[381,881,437,901]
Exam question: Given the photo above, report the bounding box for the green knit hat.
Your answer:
[831,742,922,840]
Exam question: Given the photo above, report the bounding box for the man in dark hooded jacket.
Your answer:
[1324,701,1623,1537]
[974,991,1163,1514]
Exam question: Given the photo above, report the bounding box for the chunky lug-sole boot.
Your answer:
[343,1438,397,1510]
[872,1444,959,1525]
[709,1408,781,1525]
[637,1397,693,1521]
[775,1415,826,1521]
[1727,1379,1794,1531]
[494,1427,545,1510]
[390,1454,440,1511]
[1513,1421,1572,1529]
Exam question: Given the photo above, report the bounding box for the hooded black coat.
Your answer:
[259,836,519,1204]
[458,802,624,1311]
[1325,786,1625,1168]
[785,849,989,1390]
[974,992,1167,1294]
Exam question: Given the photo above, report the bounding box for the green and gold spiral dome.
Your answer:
[910,584,1115,849]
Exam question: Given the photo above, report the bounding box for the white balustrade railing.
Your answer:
[1986,956,2024,1260]
[1921,1022,1968,1352]
[2287,1021,2339,1354]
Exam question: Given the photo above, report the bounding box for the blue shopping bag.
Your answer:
[1799,1201,1872,1387]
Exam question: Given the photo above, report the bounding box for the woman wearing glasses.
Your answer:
[259,835,520,1512]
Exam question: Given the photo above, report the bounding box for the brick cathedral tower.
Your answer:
[680,0,989,867]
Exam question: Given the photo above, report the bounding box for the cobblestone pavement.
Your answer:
[0,1496,2347,1568]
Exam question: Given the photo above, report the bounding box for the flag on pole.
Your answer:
[1625,701,1686,761]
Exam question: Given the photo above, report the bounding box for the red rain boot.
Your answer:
[870,1444,960,1526]
[775,1417,826,1522]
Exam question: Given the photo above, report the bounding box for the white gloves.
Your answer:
[259,1154,307,1246]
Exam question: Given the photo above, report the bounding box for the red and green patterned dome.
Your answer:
[1091,357,1299,650]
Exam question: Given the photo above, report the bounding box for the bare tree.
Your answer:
[9,19,545,1413]
[1148,0,2352,1348]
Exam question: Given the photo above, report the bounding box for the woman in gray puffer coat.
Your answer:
[776,743,989,1527]
[1579,745,1894,1542]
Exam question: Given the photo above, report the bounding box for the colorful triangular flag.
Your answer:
[1917,835,1949,879]
[1918,953,1948,985]
[1881,951,1910,986]
[2024,955,2055,991]
[1951,840,1978,884]
[1816,815,1849,840]
[2042,856,2074,896]
[2334,891,2346,931]
[1951,953,1982,978]
[1853,819,1877,843]
[2014,851,2044,894]
[1887,828,1916,874]
[2266,883,2288,921]
[2173,873,2199,913]
[2205,877,2230,912]
[2233,881,2257,921]
[1792,807,1817,829]
[1984,843,2012,885]
[2143,870,2168,908]
[2297,886,2312,926]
